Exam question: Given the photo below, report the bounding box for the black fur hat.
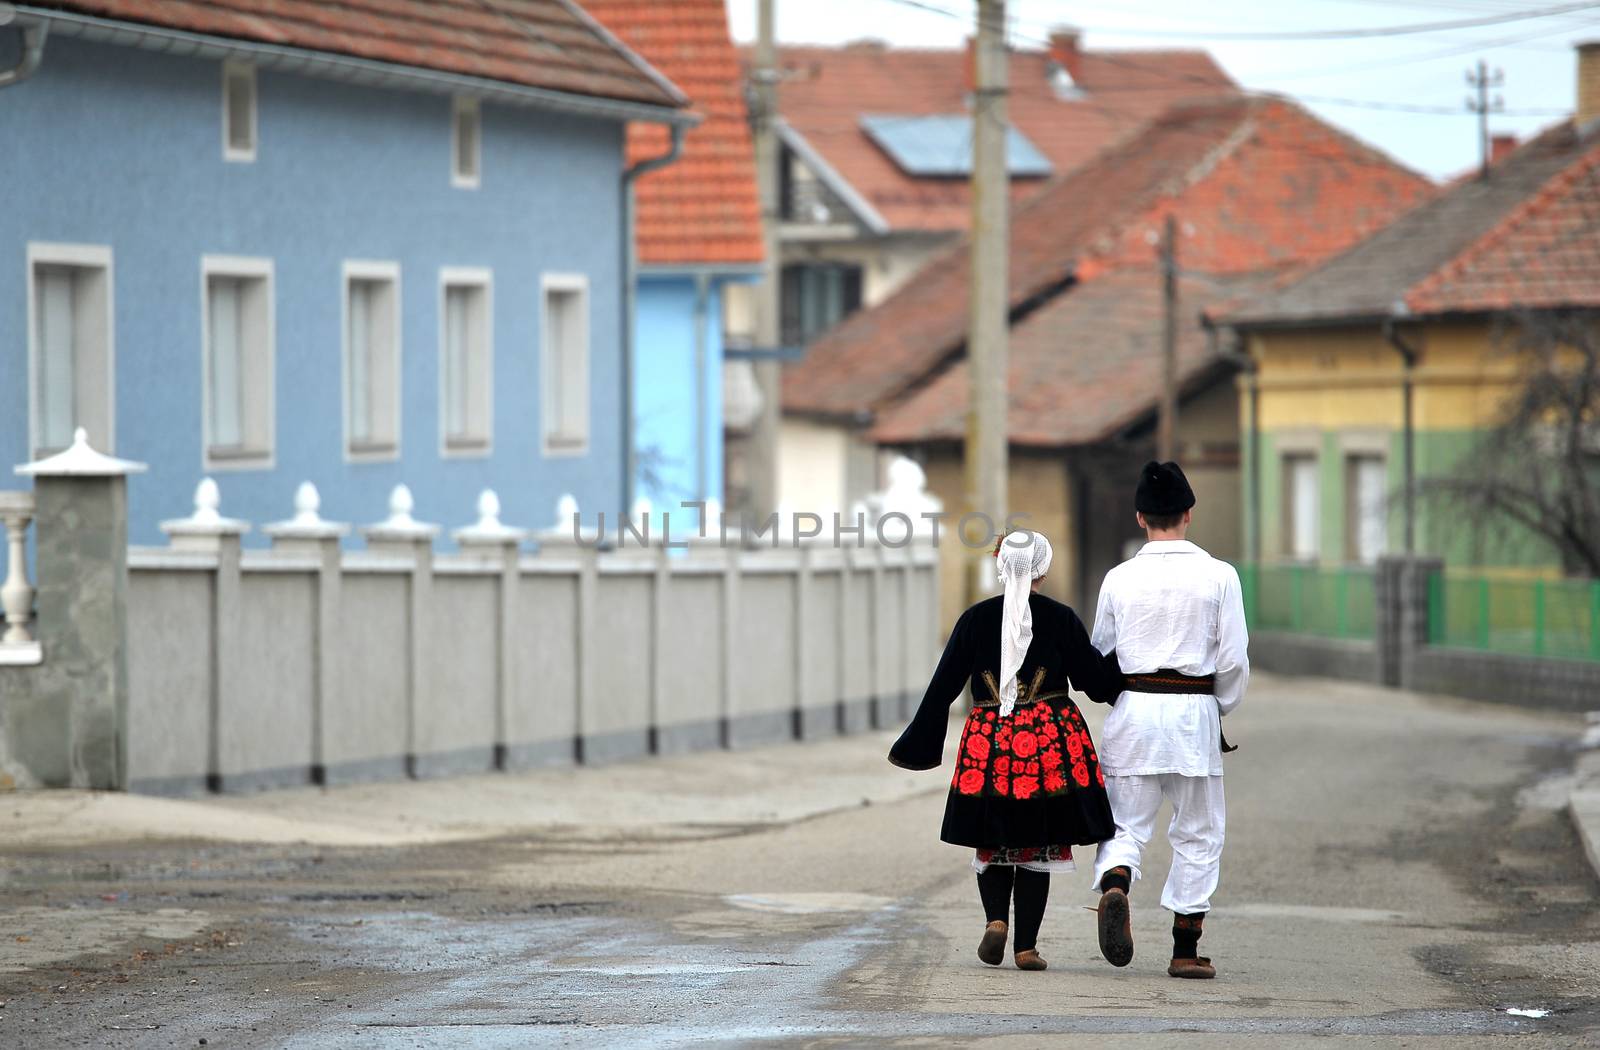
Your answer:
[1135,460,1195,515]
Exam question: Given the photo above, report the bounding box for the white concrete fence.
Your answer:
[0,432,941,793]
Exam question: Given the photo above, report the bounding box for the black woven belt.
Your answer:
[1125,670,1215,694]
[1122,670,1237,754]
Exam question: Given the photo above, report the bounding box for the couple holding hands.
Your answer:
[890,460,1250,978]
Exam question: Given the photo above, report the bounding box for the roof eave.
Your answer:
[638,262,766,278]
[21,5,697,126]
[1221,306,1407,331]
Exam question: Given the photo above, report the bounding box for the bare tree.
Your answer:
[1417,309,1600,576]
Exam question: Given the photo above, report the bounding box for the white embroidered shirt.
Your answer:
[1089,539,1250,777]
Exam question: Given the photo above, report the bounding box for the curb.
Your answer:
[1568,747,1600,883]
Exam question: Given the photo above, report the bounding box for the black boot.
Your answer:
[1168,912,1215,979]
[1096,866,1133,968]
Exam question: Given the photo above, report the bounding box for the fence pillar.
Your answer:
[11,429,146,789]
[362,486,440,778]
[534,501,602,764]
[1377,554,1441,690]
[264,483,350,787]
[160,479,249,792]
[1375,557,1405,688]
[454,490,528,770]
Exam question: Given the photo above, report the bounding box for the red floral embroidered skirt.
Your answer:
[940,696,1116,850]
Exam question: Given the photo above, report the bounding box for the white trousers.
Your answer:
[1091,773,1226,915]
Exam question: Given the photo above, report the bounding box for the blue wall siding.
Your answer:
[0,37,626,547]
[633,274,726,519]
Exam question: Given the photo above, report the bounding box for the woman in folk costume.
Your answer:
[889,530,1124,971]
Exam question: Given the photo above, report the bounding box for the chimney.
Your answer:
[1580,41,1600,128]
[1049,25,1081,75]
[1490,133,1517,164]
[964,35,976,94]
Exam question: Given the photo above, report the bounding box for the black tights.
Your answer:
[976,865,1050,952]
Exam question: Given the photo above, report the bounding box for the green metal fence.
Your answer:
[1428,572,1600,661]
[1240,564,1376,640]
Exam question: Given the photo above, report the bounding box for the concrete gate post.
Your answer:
[13,429,146,789]
[1375,554,1443,691]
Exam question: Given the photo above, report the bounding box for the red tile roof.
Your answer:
[1405,136,1600,314]
[583,0,763,266]
[770,41,1237,233]
[1228,120,1600,324]
[870,268,1265,447]
[783,96,1432,426]
[31,0,686,109]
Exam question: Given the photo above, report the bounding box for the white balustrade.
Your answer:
[0,490,39,660]
[361,484,440,551]
[263,482,350,551]
[552,493,579,532]
[161,478,249,551]
[453,489,527,547]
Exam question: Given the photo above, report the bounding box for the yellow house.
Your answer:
[1223,53,1600,576]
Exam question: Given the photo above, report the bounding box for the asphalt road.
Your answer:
[1,673,1597,1048]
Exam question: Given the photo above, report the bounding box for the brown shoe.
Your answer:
[1097,888,1134,967]
[978,920,1007,966]
[1014,948,1047,971]
[1168,955,1216,979]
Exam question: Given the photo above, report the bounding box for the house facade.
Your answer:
[1222,43,1600,576]
[0,0,689,550]
[583,0,763,518]
[794,97,1433,626]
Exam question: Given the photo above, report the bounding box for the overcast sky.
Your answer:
[725,0,1600,181]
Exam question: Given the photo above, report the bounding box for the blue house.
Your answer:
[0,0,691,549]
[584,0,764,523]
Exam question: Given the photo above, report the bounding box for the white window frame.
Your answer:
[200,255,275,471]
[222,60,257,163]
[25,242,116,457]
[1345,452,1388,565]
[452,96,480,189]
[438,267,493,458]
[540,272,590,457]
[1282,452,1320,562]
[342,260,402,463]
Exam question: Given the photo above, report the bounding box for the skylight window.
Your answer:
[859,115,1053,178]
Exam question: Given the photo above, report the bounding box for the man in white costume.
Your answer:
[1088,461,1249,979]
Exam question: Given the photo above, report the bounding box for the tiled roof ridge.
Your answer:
[551,0,691,107]
[1260,93,1424,184]
[1405,134,1600,311]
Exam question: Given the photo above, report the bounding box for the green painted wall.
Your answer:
[1249,427,1558,571]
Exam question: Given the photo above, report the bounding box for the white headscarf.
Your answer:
[995,530,1053,717]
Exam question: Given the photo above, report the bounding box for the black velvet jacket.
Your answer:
[889,593,1124,771]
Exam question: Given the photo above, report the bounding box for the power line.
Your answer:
[872,0,1573,117]
[1003,0,1600,41]
[1245,18,1587,82]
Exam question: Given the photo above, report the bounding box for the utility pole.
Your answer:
[747,0,782,519]
[1157,214,1178,462]
[966,0,1008,598]
[1465,59,1504,179]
